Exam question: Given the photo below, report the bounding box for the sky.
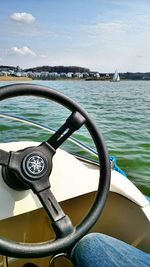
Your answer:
[1,0,150,72]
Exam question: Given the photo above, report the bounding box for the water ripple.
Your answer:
[0,80,149,195]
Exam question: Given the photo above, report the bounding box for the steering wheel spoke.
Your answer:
[47,111,86,149]
[0,149,10,166]
[37,187,74,238]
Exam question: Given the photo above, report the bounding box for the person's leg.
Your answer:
[70,233,150,267]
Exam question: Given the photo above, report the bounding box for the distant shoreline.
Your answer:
[1,65,150,80]
[0,75,150,82]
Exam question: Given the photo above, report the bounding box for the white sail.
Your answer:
[112,70,120,82]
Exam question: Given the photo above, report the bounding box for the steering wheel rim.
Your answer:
[0,83,110,258]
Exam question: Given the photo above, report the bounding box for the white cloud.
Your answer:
[10,12,35,23]
[9,46,36,56]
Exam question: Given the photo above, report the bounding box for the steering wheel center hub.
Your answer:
[23,153,48,179]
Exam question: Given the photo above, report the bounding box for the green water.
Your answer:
[0,80,150,195]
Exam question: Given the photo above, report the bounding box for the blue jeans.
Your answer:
[70,233,150,267]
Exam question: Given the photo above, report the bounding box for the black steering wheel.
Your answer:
[0,83,110,258]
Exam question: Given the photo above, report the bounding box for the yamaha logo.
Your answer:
[26,155,45,175]
[23,154,47,178]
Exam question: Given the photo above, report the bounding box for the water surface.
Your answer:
[0,80,149,195]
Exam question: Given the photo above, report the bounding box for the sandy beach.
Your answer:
[0,76,32,81]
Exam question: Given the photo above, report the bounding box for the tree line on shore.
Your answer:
[1,65,150,80]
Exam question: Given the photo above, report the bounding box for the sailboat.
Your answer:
[112,69,120,82]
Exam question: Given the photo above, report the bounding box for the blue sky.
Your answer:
[1,0,150,72]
